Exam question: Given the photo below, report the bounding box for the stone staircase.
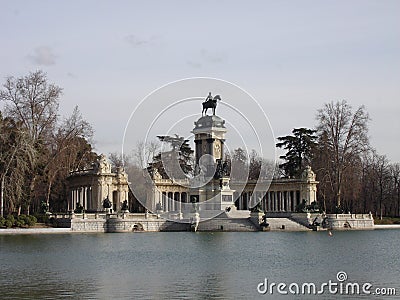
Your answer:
[266,217,310,231]
[159,221,190,231]
[197,217,259,232]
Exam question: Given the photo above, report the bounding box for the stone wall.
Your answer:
[325,214,374,230]
[52,212,375,232]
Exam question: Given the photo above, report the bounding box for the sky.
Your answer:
[1,0,399,162]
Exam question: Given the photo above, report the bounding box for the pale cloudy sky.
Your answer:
[1,0,399,161]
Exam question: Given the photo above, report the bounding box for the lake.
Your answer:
[0,230,399,299]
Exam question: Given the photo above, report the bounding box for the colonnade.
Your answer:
[235,190,301,212]
[152,189,302,213]
[70,186,92,211]
[152,190,189,212]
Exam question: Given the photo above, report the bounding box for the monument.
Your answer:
[191,92,235,212]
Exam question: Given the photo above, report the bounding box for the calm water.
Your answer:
[0,230,399,299]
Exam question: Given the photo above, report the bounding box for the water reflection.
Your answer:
[1,231,399,299]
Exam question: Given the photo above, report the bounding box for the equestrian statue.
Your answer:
[202,92,221,116]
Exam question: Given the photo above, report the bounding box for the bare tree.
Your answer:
[132,140,160,168]
[0,70,62,212]
[109,152,133,170]
[316,100,370,210]
[248,150,262,180]
[43,106,95,208]
[0,115,36,216]
[0,70,62,142]
[390,163,400,217]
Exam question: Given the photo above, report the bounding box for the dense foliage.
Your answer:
[0,214,37,228]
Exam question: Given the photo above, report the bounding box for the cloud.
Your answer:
[187,61,202,68]
[200,49,224,64]
[187,49,225,68]
[67,72,77,78]
[28,46,57,66]
[124,34,160,47]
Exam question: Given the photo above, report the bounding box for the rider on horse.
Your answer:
[202,92,221,115]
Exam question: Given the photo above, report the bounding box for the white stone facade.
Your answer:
[67,154,129,213]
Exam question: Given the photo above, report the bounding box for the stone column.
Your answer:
[75,189,78,209]
[271,192,274,211]
[79,188,82,206]
[249,192,252,209]
[74,189,78,210]
[162,192,166,212]
[70,189,73,211]
[194,140,202,164]
[220,139,225,161]
[285,191,288,212]
[83,187,87,211]
[178,192,182,216]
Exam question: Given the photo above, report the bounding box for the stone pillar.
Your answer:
[271,192,274,211]
[262,193,266,211]
[220,139,225,161]
[249,192,252,209]
[285,191,288,212]
[73,189,76,210]
[178,192,182,213]
[162,192,167,212]
[194,140,202,164]
[70,189,74,211]
[206,138,215,159]
[79,188,82,206]
[164,192,168,212]
[83,187,87,211]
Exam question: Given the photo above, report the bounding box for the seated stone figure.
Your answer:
[103,197,112,209]
[121,200,129,212]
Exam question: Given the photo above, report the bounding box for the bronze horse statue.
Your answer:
[202,94,221,115]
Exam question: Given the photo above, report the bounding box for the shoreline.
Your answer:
[374,224,400,229]
[0,228,72,234]
[1,224,400,234]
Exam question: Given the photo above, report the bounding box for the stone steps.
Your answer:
[197,218,259,232]
[266,218,310,231]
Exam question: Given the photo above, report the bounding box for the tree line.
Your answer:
[276,101,400,217]
[1,71,398,218]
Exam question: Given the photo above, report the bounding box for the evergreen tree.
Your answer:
[149,135,194,179]
[276,128,317,178]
